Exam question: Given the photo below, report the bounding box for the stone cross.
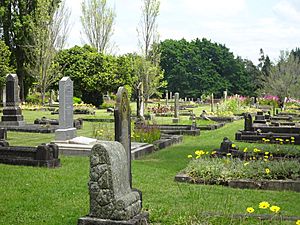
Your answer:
[77,142,148,224]
[211,93,214,112]
[114,86,132,187]
[55,77,76,141]
[0,74,25,126]
[136,82,144,120]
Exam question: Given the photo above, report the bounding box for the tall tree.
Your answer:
[137,0,164,100]
[262,51,300,99]
[0,40,11,88]
[81,0,116,53]
[26,0,70,105]
[0,0,37,101]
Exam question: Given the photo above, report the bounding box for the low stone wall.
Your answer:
[174,173,300,192]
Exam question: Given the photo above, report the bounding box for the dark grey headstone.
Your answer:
[114,86,131,186]
[0,74,25,126]
[244,113,253,131]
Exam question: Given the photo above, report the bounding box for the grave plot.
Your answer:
[0,141,60,168]
[175,138,300,192]
[236,112,300,144]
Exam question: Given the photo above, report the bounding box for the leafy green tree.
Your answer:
[0,39,11,88]
[262,51,300,100]
[55,45,136,106]
[0,0,61,101]
[160,38,256,98]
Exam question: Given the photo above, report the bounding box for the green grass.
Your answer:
[0,111,300,224]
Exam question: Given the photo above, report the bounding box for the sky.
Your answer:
[65,0,300,64]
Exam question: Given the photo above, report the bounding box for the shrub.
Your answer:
[73,97,82,104]
[132,122,161,144]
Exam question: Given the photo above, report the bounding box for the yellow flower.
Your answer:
[187,155,193,158]
[265,152,269,155]
[265,139,270,142]
[270,154,273,157]
[196,155,200,159]
[280,142,283,145]
[264,156,269,159]
[291,137,295,140]
[206,151,209,154]
[264,159,268,162]
[259,201,270,209]
[243,147,248,152]
[246,207,255,213]
[231,144,236,148]
[296,220,300,225]
[285,139,290,142]
[244,162,249,166]
[211,151,217,154]
[291,140,295,143]
[227,153,232,156]
[270,205,280,213]
[195,150,205,155]
[265,168,271,174]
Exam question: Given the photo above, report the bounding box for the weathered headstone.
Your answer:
[136,82,144,120]
[196,98,200,104]
[0,74,25,126]
[55,77,76,141]
[223,90,227,102]
[211,93,214,112]
[77,142,148,225]
[244,113,253,131]
[173,92,179,123]
[169,91,172,100]
[114,87,132,186]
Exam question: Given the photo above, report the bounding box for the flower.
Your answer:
[270,205,280,213]
[246,207,255,213]
[264,156,269,159]
[265,168,270,174]
[211,151,217,154]
[196,155,200,159]
[231,144,236,148]
[285,139,290,142]
[244,162,249,166]
[259,201,270,209]
[187,155,193,158]
[226,153,232,156]
[243,147,248,152]
[296,220,300,225]
[265,152,269,155]
[291,137,295,140]
[195,150,205,156]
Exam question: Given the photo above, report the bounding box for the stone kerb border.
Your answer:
[175,173,300,192]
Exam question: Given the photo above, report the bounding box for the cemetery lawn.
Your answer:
[0,115,300,224]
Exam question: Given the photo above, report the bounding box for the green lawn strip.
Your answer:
[0,118,300,224]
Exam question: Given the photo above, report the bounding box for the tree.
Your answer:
[0,0,38,101]
[81,0,116,53]
[0,40,11,88]
[136,0,165,100]
[262,51,300,100]
[26,0,70,105]
[55,45,137,106]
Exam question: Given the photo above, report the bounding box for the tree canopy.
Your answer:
[159,38,260,98]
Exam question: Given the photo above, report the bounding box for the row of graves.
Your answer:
[236,111,300,144]
[0,76,153,224]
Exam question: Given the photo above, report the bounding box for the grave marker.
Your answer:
[173,92,179,123]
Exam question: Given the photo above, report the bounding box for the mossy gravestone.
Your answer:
[78,86,148,225]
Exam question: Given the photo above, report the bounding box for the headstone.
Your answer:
[244,113,253,131]
[223,90,228,101]
[114,87,132,186]
[169,91,172,100]
[219,137,237,153]
[165,90,168,105]
[184,97,187,102]
[2,85,6,107]
[55,77,76,141]
[254,111,266,124]
[136,82,144,120]
[211,93,214,112]
[77,142,148,225]
[173,92,179,123]
[196,98,200,104]
[0,74,25,126]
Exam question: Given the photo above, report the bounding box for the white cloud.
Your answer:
[273,0,300,22]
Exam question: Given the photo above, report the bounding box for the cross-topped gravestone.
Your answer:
[114,86,132,187]
[0,74,25,126]
[55,77,76,141]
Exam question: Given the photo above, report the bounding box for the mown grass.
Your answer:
[0,111,300,224]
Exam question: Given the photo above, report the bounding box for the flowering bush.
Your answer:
[132,122,161,144]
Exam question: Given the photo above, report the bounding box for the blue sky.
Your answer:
[65,0,300,64]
